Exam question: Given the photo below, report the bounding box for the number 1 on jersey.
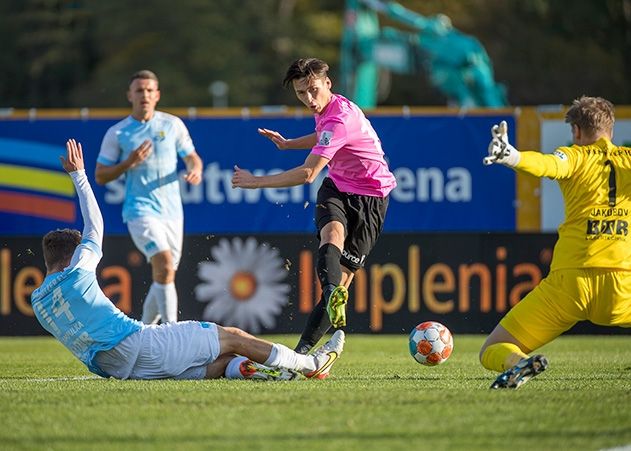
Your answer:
[604,160,616,207]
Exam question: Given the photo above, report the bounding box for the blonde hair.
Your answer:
[565,96,614,137]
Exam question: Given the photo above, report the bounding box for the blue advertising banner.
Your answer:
[0,112,515,235]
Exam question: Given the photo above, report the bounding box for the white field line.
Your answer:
[19,376,102,382]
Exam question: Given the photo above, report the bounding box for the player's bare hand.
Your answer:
[60,139,85,173]
[258,128,289,150]
[232,165,258,189]
[184,168,202,185]
[126,140,152,169]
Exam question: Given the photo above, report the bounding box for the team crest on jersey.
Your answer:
[154,131,166,142]
[319,130,333,146]
[553,150,567,161]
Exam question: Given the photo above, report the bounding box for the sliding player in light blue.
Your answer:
[95,70,203,324]
[31,139,344,381]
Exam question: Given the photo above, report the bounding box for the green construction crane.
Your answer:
[340,0,508,108]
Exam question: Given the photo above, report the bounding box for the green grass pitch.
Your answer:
[1,334,630,450]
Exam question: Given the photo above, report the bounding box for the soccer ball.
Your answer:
[409,321,453,366]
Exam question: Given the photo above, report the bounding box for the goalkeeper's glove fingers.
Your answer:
[491,120,509,143]
[483,137,521,167]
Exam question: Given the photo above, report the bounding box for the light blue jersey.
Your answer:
[97,111,196,222]
[31,171,143,377]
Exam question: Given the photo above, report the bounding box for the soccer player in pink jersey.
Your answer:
[232,58,397,354]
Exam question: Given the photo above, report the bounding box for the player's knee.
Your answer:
[479,334,496,366]
[223,326,248,338]
[216,326,249,354]
[478,346,488,366]
[151,253,175,282]
[320,221,346,245]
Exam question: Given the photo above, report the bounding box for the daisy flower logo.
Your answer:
[194,237,290,333]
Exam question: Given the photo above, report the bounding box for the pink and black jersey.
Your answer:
[311,94,396,197]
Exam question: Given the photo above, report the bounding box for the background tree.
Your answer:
[0,0,628,108]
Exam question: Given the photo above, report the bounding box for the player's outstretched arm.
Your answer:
[483,121,521,167]
[258,128,317,150]
[61,139,104,248]
[232,153,329,189]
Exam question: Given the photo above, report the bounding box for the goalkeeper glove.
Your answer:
[483,120,520,167]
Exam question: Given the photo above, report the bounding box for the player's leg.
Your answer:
[218,325,344,378]
[204,354,236,379]
[159,217,183,322]
[128,217,178,323]
[481,319,550,390]
[223,355,303,381]
[296,188,389,352]
[328,192,389,330]
[294,179,349,352]
[149,250,177,322]
[480,270,585,389]
[295,269,354,354]
[318,221,351,329]
[141,283,161,324]
[480,324,531,372]
[587,269,631,328]
[128,217,160,323]
[217,329,303,381]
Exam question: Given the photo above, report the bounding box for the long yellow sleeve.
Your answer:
[514,150,573,179]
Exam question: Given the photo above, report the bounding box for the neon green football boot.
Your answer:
[326,285,349,328]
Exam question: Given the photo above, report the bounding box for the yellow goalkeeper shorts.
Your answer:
[500,268,631,351]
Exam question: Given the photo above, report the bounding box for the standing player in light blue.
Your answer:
[95,70,203,324]
[32,139,344,381]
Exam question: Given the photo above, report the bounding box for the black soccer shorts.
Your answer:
[315,177,389,271]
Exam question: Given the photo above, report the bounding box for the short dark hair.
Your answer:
[42,229,81,270]
[282,58,329,88]
[565,96,614,137]
[129,70,159,87]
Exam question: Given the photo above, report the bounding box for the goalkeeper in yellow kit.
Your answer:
[480,96,631,389]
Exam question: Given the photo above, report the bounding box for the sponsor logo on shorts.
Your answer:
[342,249,366,266]
[145,241,157,252]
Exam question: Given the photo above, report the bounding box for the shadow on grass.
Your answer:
[3,427,631,447]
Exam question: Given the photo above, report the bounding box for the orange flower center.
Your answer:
[229,271,257,301]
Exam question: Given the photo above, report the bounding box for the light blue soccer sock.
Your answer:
[225,356,249,379]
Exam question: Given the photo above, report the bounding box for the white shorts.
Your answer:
[127,216,183,269]
[95,321,221,380]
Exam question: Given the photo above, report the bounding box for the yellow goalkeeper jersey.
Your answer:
[516,137,631,271]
